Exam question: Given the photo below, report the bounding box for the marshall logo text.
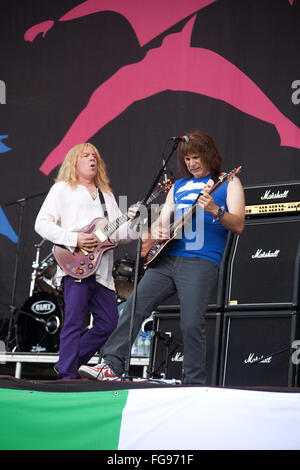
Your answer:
[171,352,184,362]
[244,353,272,364]
[251,249,280,259]
[260,189,289,200]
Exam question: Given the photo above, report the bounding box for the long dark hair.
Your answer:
[178,130,222,179]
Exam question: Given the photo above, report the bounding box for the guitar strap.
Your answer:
[98,189,108,218]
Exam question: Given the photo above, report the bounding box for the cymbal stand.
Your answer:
[29,239,46,297]
[5,198,25,350]
[4,191,47,350]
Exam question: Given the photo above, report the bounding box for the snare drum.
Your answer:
[16,292,64,353]
[36,252,58,294]
[113,257,136,301]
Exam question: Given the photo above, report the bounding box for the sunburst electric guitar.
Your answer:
[53,180,174,279]
[143,166,241,267]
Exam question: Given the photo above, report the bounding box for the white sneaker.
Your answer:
[78,363,120,381]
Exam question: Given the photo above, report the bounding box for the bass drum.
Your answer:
[16,292,64,353]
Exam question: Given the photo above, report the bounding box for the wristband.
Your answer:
[213,206,225,222]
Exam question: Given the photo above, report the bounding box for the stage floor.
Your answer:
[1,375,300,451]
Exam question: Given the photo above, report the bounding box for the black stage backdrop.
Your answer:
[0,0,300,330]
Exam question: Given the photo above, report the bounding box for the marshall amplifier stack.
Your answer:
[148,180,300,388]
[148,308,222,386]
[220,180,300,387]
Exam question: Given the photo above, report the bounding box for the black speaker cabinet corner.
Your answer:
[220,309,300,387]
[148,309,223,386]
[225,217,300,310]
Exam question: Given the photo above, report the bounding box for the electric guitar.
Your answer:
[53,179,174,279]
[143,167,241,267]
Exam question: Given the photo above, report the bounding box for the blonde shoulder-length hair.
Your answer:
[56,142,112,193]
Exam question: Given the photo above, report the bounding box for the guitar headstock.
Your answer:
[199,166,242,199]
[157,178,175,194]
[220,166,242,183]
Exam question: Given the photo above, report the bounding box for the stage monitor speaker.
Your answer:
[225,217,300,309]
[220,310,300,387]
[148,310,222,385]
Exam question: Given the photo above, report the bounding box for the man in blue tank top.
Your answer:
[79,130,245,384]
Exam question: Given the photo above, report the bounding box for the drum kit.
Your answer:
[11,241,64,353]
[113,254,145,304]
[12,241,142,353]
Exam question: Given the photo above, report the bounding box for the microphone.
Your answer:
[170,136,189,143]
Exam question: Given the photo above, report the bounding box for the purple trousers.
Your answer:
[58,275,118,379]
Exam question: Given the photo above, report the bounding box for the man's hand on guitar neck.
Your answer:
[128,201,142,220]
[197,191,218,216]
[199,176,245,235]
[77,232,99,252]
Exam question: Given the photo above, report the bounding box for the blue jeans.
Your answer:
[103,255,218,384]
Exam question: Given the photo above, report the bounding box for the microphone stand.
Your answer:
[4,192,47,350]
[122,140,179,380]
[29,238,46,297]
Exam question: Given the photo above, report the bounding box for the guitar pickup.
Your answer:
[94,229,107,242]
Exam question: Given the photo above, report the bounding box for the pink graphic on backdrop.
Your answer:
[23,0,299,174]
[39,17,300,175]
[24,20,54,42]
[24,0,216,44]
[23,0,295,43]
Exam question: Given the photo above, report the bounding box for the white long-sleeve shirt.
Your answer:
[35,181,137,290]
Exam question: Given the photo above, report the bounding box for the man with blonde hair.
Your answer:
[35,142,138,379]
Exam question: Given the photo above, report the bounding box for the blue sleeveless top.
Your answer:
[166,174,229,267]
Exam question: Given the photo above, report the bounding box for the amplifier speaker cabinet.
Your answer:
[148,309,222,385]
[225,217,300,309]
[220,310,300,387]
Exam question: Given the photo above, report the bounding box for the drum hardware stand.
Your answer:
[29,239,46,297]
[122,140,179,380]
[147,331,183,380]
[4,191,47,351]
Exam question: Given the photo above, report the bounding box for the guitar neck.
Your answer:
[104,213,129,238]
[103,186,167,238]
[170,176,225,234]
